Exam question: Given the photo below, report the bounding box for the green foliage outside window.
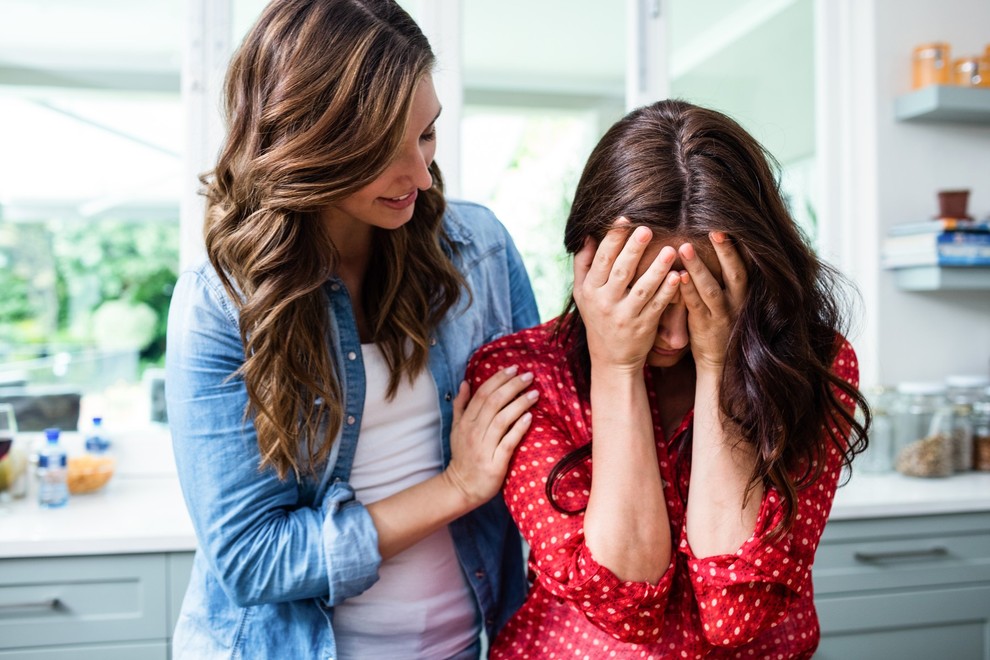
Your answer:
[0,218,179,370]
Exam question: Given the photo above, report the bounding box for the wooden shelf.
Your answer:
[890,265,990,291]
[895,85,990,123]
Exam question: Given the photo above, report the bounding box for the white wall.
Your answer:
[819,0,990,389]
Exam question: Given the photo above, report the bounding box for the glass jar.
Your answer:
[945,375,989,472]
[892,382,953,478]
[912,42,952,89]
[859,386,896,473]
[973,387,990,472]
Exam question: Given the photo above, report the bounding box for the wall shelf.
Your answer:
[890,265,990,291]
[895,85,990,123]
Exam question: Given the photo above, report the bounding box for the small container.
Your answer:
[946,375,989,472]
[952,56,990,87]
[937,189,971,220]
[37,428,69,507]
[859,386,896,473]
[973,387,990,472]
[893,382,953,478]
[913,42,952,89]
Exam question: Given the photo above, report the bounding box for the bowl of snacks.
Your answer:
[67,454,116,494]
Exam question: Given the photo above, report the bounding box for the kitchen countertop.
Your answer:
[2,426,989,557]
[829,470,990,520]
[1,475,196,558]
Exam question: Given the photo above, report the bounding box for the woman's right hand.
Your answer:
[444,366,538,507]
[572,220,681,374]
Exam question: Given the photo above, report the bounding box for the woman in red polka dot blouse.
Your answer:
[467,100,871,659]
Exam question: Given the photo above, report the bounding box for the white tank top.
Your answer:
[332,343,479,660]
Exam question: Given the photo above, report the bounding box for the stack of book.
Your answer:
[881,217,990,269]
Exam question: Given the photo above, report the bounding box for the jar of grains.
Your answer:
[973,388,990,472]
[945,375,989,472]
[893,382,953,478]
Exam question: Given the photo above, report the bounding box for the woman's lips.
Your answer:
[380,189,418,210]
[652,346,683,357]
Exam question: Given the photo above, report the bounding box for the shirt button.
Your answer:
[475,570,485,579]
[444,392,452,401]
[347,351,357,360]
[429,337,437,346]
[330,283,341,291]
[346,415,356,425]
[485,616,494,628]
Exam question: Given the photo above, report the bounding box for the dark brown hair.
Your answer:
[202,0,464,479]
[549,99,870,535]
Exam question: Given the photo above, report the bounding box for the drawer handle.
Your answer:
[0,598,61,612]
[853,547,948,563]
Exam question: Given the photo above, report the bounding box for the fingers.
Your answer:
[572,238,596,296]
[464,366,535,425]
[581,218,636,289]
[632,245,679,314]
[491,407,534,465]
[677,242,720,313]
[709,231,748,307]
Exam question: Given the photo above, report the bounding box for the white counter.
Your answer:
[1,475,196,558]
[2,424,989,558]
[830,470,990,519]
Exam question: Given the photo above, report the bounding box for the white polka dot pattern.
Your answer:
[465,320,861,659]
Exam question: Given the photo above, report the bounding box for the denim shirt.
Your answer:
[165,200,539,660]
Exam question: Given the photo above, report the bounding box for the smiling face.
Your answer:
[323,74,441,236]
[635,234,724,368]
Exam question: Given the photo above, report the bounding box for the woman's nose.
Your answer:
[658,303,689,349]
[398,145,433,191]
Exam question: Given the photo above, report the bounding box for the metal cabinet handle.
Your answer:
[0,598,60,612]
[853,547,948,563]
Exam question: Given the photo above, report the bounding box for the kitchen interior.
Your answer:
[1,0,989,658]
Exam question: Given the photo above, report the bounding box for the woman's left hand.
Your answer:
[676,232,747,373]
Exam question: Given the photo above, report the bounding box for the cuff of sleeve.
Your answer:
[322,481,382,605]
[677,486,802,589]
[538,542,674,607]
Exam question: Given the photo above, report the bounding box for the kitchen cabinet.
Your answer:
[813,510,990,659]
[0,551,194,659]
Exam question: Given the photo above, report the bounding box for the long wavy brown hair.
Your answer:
[202,0,464,479]
[550,99,870,536]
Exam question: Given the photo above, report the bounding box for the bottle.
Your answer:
[37,427,69,508]
[945,375,988,472]
[892,382,952,478]
[85,417,112,455]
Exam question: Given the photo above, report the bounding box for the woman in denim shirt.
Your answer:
[164,1,539,658]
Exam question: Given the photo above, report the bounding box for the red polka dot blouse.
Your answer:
[467,320,860,660]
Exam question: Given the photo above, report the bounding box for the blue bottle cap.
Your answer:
[44,427,60,443]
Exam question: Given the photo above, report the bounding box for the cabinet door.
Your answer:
[166,552,194,636]
[0,641,167,660]
[0,554,167,650]
[815,584,990,660]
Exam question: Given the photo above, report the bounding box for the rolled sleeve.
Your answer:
[321,481,381,605]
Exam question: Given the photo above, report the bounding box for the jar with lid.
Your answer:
[892,382,953,478]
[859,386,896,473]
[912,42,952,89]
[945,375,989,472]
[973,386,990,472]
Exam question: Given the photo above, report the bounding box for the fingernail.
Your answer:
[520,371,534,383]
[521,412,533,423]
[527,389,540,400]
[711,231,726,244]
[504,365,519,376]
